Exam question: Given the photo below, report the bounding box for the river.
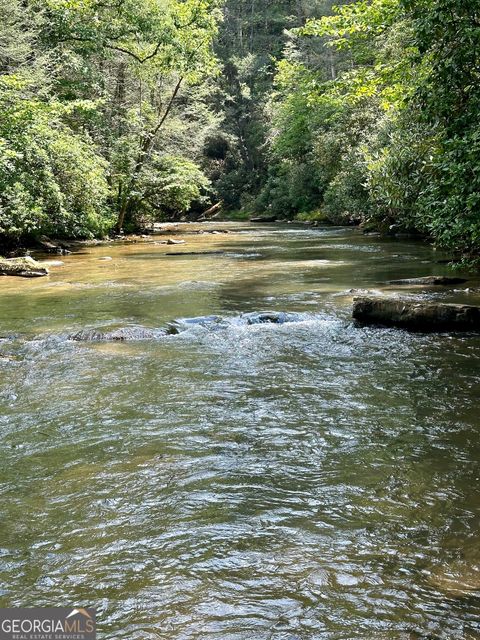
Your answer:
[1,223,480,639]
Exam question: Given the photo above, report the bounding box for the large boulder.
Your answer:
[353,297,480,332]
[0,256,49,278]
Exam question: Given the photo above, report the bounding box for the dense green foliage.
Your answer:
[0,0,220,241]
[259,0,480,260]
[211,0,348,211]
[0,0,479,260]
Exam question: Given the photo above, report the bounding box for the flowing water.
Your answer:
[1,223,480,640]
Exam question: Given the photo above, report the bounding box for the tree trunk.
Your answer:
[114,77,184,233]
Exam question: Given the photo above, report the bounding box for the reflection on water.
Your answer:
[1,223,480,639]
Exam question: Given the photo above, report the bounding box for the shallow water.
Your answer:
[1,223,480,639]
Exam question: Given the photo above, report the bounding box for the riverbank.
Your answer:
[0,223,234,259]
[3,216,476,273]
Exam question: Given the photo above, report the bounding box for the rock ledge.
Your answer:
[0,256,49,278]
[353,297,480,332]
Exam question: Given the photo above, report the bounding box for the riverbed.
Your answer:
[1,223,480,639]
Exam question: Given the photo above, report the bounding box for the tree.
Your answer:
[0,0,111,243]
[0,0,223,244]
[259,0,480,261]
[43,0,221,230]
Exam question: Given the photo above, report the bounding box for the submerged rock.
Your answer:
[40,260,64,267]
[168,311,304,334]
[387,276,468,286]
[353,297,480,332]
[335,288,383,298]
[165,251,225,257]
[240,311,302,325]
[428,564,480,597]
[70,311,306,341]
[167,315,223,334]
[70,327,163,341]
[250,215,277,223]
[0,256,49,278]
[167,239,186,245]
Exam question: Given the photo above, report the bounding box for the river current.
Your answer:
[1,223,480,639]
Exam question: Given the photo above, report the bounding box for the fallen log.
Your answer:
[353,297,480,332]
[198,201,223,221]
[0,256,49,278]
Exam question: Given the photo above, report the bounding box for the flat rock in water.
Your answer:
[353,297,480,332]
[0,256,49,278]
[387,276,467,286]
[250,215,277,223]
[71,327,162,341]
[167,239,186,245]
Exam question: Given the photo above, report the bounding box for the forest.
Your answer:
[0,0,479,263]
